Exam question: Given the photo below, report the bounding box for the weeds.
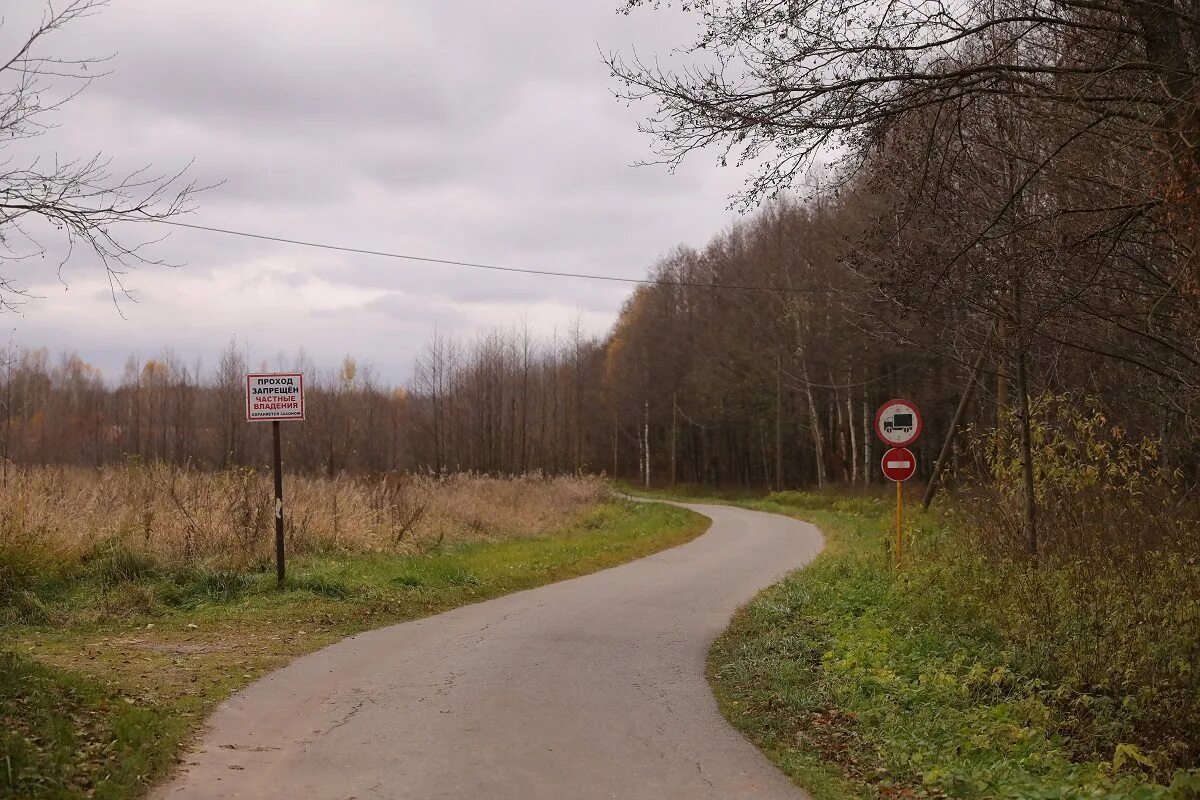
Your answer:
[0,466,609,577]
[1,499,707,800]
[703,490,1200,799]
[948,393,1200,769]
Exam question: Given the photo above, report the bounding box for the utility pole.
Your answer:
[611,409,618,480]
[775,354,784,491]
[643,399,650,489]
[670,392,677,487]
[862,395,870,485]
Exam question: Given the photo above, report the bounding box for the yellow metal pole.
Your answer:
[895,480,903,567]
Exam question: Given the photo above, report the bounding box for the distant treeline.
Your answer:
[5,187,1192,491]
[0,306,967,486]
[1,0,1198,517]
[4,183,1197,487]
[0,338,610,479]
[6,189,1200,489]
[0,345,409,475]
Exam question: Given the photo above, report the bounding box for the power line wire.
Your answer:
[144,218,837,295]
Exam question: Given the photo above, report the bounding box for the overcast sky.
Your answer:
[0,1,748,384]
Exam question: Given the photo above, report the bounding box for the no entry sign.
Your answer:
[881,447,917,482]
[246,373,305,422]
[874,399,922,447]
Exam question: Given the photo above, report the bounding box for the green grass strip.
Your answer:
[1,499,707,800]
[631,487,1200,800]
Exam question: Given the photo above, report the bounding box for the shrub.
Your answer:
[939,393,1200,775]
[85,544,160,587]
[286,574,352,599]
[958,392,1185,559]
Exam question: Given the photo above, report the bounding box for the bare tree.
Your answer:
[0,0,201,311]
[214,338,248,467]
[610,1,1198,208]
[610,0,1200,536]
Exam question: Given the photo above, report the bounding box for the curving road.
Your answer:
[154,502,823,800]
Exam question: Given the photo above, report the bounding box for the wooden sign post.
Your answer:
[246,372,305,588]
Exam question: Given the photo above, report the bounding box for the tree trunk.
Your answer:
[846,370,857,486]
[611,409,619,479]
[1015,345,1037,559]
[670,392,677,487]
[643,399,651,488]
[924,324,995,508]
[775,354,784,490]
[797,334,825,488]
[862,394,870,485]
[1013,274,1038,559]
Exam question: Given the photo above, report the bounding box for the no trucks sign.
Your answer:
[246,372,305,422]
[874,398,922,448]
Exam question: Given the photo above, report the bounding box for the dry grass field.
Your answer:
[1,467,707,799]
[0,465,609,575]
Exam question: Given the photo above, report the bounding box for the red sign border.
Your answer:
[881,447,917,482]
[873,399,922,447]
[245,372,306,422]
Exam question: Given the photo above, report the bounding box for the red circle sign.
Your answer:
[874,399,922,447]
[881,447,917,482]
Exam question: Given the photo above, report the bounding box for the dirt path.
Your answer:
[153,502,822,799]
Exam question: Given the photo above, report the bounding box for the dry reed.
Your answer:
[0,464,610,571]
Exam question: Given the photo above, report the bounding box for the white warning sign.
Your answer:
[246,372,305,422]
[873,399,921,447]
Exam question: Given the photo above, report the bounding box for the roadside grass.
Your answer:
[1,498,708,800]
[0,467,612,576]
[629,486,1200,800]
[613,481,770,504]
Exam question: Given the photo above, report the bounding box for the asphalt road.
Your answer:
[153,502,823,800]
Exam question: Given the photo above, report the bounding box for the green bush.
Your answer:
[84,544,160,587]
[913,541,1200,774]
[287,574,352,599]
[711,489,1200,799]
[0,544,41,602]
[0,542,67,624]
[943,392,1200,770]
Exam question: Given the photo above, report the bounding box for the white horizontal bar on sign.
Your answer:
[886,460,912,469]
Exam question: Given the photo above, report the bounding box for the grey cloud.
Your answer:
[348,292,467,327]
[2,0,746,383]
